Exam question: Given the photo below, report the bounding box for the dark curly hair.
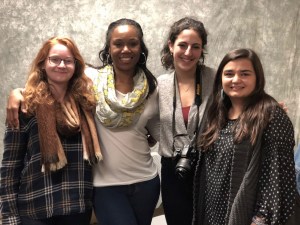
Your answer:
[161,17,208,70]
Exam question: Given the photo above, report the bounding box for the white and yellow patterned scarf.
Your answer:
[93,65,149,128]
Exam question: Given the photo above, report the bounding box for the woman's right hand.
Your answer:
[6,88,26,129]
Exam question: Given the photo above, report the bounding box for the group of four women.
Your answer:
[1,16,298,225]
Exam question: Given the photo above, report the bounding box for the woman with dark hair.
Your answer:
[158,17,215,225]
[193,48,297,225]
[0,36,101,225]
[97,18,157,96]
[87,18,160,225]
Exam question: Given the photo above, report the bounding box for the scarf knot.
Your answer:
[36,95,102,172]
[93,65,149,128]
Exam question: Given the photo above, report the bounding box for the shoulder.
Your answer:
[202,65,216,75]
[270,105,292,124]
[264,105,294,141]
[19,112,36,127]
[200,65,215,95]
[201,65,216,82]
[5,113,36,140]
[157,72,174,92]
[147,86,158,101]
[157,72,174,83]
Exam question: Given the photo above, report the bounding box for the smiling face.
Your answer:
[44,43,75,87]
[222,58,257,104]
[169,29,202,74]
[109,25,141,75]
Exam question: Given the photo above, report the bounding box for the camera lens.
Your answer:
[175,158,191,179]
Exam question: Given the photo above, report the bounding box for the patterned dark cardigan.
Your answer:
[192,107,298,225]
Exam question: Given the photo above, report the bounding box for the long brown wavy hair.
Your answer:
[199,48,279,150]
[24,36,96,115]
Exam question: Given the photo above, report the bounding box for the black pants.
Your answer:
[21,210,92,225]
[161,157,194,225]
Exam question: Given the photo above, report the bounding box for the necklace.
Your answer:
[179,82,194,93]
[185,84,193,92]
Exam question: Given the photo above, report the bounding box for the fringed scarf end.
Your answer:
[83,152,103,165]
[41,160,68,173]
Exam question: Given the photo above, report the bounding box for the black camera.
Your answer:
[173,144,197,180]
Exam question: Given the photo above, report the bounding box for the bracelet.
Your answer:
[252,216,266,225]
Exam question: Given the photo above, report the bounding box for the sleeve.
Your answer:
[254,107,296,225]
[295,144,300,195]
[0,115,28,225]
[145,88,160,142]
[1,216,22,225]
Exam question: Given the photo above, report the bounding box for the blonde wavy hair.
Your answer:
[24,36,96,115]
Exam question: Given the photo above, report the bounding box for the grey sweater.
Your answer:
[157,66,215,158]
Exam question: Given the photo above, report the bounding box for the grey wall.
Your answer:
[1,0,300,158]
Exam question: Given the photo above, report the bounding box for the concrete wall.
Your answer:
[1,0,300,158]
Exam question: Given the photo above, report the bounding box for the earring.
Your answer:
[106,54,112,65]
[139,52,147,65]
[198,56,204,65]
[221,89,225,100]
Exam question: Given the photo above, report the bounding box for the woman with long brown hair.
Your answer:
[193,48,297,225]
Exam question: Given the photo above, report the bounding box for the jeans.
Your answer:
[93,175,160,225]
[295,144,300,195]
[21,210,92,225]
[161,157,194,225]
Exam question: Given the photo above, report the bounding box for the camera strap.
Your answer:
[172,65,202,148]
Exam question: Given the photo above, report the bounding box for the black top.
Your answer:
[204,120,235,224]
[193,107,296,225]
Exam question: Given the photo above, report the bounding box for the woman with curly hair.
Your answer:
[158,17,215,225]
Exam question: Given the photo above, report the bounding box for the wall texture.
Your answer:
[0,0,299,158]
